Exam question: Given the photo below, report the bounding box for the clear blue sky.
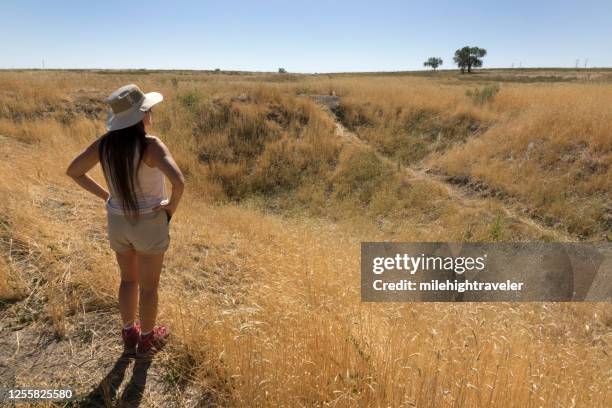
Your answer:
[1,0,610,72]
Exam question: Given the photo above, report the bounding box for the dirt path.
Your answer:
[407,166,576,241]
[313,96,575,242]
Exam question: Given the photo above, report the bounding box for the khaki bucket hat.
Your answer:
[105,84,163,131]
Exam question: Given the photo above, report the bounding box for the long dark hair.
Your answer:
[99,121,147,218]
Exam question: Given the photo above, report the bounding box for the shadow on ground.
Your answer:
[75,353,153,407]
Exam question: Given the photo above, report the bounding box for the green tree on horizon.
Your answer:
[453,46,487,73]
[423,57,443,71]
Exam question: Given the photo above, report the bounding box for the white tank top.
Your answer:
[105,147,168,215]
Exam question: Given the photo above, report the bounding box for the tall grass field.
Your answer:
[0,69,610,407]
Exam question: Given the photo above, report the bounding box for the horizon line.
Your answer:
[1,66,611,75]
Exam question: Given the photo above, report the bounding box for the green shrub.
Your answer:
[466,85,500,105]
[489,214,503,241]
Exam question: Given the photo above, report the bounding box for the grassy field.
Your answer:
[0,69,610,407]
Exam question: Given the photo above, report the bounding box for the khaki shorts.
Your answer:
[107,210,171,254]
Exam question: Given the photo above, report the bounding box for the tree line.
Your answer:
[423,46,487,73]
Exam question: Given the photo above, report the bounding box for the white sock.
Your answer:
[123,321,134,330]
[141,330,152,336]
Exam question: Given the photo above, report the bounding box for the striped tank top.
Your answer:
[105,148,168,215]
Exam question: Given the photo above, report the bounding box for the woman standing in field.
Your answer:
[66,84,185,356]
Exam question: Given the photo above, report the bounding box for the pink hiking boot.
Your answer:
[137,325,170,357]
[121,321,141,355]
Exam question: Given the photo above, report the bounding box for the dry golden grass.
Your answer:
[333,78,611,239]
[0,70,610,407]
[431,85,611,238]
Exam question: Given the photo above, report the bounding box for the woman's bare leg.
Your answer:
[115,250,139,326]
[137,252,165,333]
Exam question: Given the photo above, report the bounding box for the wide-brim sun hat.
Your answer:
[105,84,163,131]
